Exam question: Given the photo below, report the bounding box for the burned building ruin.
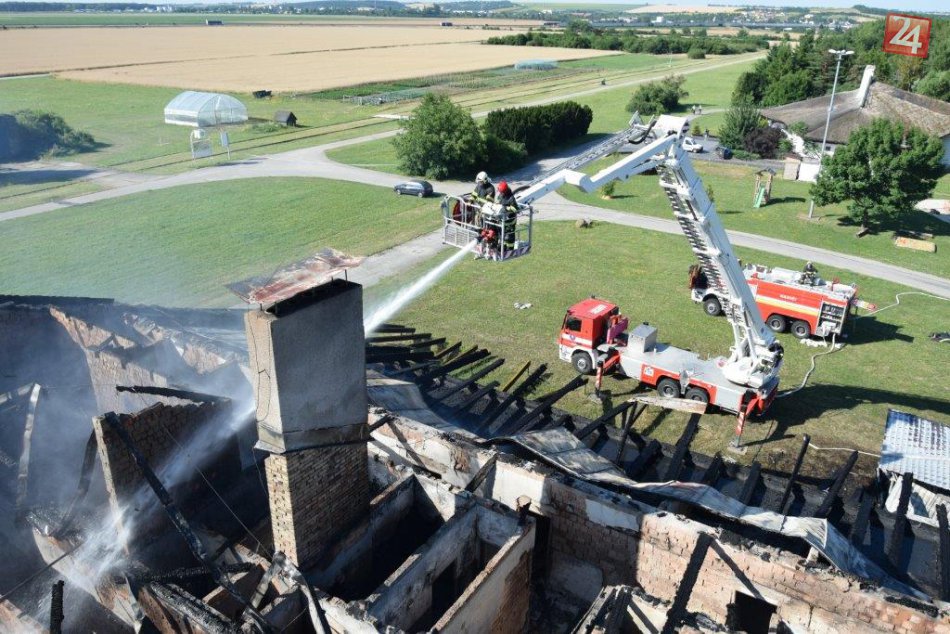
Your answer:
[1,266,949,633]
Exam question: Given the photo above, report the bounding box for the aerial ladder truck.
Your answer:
[442,115,785,442]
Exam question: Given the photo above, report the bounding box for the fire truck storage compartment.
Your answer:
[629,324,658,354]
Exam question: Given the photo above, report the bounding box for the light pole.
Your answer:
[808,48,853,219]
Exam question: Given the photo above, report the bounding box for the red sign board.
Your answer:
[883,13,931,59]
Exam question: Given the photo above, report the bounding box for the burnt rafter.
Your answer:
[478,364,549,430]
[661,414,701,482]
[504,375,587,435]
[433,358,506,400]
[417,349,490,384]
[101,413,272,633]
[778,435,810,515]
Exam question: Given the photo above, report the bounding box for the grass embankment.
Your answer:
[0,178,439,306]
[558,160,950,278]
[388,221,949,478]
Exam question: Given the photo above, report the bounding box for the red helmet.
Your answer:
[497,180,509,194]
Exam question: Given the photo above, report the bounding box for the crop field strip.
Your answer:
[58,45,614,92]
[0,26,502,76]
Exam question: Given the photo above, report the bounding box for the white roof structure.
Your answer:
[164,91,248,128]
[880,409,950,492]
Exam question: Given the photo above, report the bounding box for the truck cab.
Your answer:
[558,299,627,374]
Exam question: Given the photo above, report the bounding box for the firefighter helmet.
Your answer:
[476,171,489,183]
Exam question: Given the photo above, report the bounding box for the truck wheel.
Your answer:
[572,352,593,375]
[791,320,811,339]
[684,387,709,404]
[656,378,680,399]
[766,314,787,333]
[703,296,722,317]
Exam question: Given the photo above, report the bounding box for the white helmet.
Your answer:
[476,171,489,183]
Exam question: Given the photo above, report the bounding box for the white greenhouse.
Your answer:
[163,91,248,128]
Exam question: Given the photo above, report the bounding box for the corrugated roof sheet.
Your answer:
[879,409,950,492]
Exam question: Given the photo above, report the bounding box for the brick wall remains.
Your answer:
[490,549,533,634]
[92,401,234,541]
[265,442,370,569]
[543,477,950,633]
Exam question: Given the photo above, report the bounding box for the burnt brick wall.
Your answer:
[265,442,370,569]
[93,402,230,539]
[534,472,950,633]
[490,549,533,634]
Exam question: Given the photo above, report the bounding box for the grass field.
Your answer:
[0,77,390,167]
[327,55,761,171]
[558,160,950,279]
[386,221,949,478]
[0,178,440,306]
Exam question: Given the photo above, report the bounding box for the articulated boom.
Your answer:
[658,146,782,388]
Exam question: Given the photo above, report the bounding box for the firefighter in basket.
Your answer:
[473,171,495,202]
[495,180,519,252]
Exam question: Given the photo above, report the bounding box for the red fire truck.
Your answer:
[558,298,780,417]
[689,264,857,339]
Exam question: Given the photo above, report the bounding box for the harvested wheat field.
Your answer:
[59,43,615,92]
[0,25,513,76]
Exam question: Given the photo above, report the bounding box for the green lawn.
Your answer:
[558,160,950,279]
[389,221,949,478]
[574,56,757,135]
[0,177,439,307]
[0,179,105,214]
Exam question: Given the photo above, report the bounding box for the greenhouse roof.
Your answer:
[164,91,248,128]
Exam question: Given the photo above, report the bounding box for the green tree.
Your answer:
[393,94,485,179]
[625,75,688,116]
[718,100,763,149]
[916,70,950,102]
[811,119,945,230]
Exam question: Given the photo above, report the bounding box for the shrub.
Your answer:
[600,181,616,198]
[485,101,593,155]
[732,149,761,160]
[719,100,763,149]
[483,133,527,173]
[742,126,783,159]
[625,75,688,116]
[0,110,96,162]
[686,46,706,59]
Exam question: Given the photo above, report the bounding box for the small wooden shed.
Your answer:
[274,111,297,127]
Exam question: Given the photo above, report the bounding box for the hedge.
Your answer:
[484,101,593,155]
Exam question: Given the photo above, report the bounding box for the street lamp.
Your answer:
[808,49,854,219]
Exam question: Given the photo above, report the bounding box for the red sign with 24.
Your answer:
[883,13,931,59]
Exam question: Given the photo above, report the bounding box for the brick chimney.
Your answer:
[245,279,369,568]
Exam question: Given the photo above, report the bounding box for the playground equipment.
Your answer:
[753,168,775,208]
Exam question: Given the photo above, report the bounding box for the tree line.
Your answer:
[486,27,768,56]
[732,19,950,106]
